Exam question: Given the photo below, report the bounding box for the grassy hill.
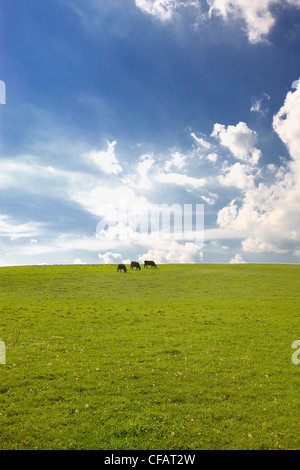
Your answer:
[0,263,299,449]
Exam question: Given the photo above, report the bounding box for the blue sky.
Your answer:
[1,0,300,265]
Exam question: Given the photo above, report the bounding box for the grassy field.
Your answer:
[0,263,299,450]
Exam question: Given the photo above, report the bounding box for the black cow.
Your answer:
[117,264,127,273]
[144,260,157,268]
[130,261,141,270]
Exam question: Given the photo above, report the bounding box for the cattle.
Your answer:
[144,260,157,268]
[117,263,127,273]
[130,261,141,270]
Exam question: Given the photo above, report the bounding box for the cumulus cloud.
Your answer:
[273,78,300,175]
[135,154,155,185]
[216,79,300,256]
[164,151,187,171]
[73,184,150,224]
[83,140,122,175]
[191,132,218,162]
[135,0,201,21]
[3,80,300,263]
[218,162,256,189]
[74,258,86,264]
[208,0,300,43]
[217,173,300,254]
[211,121,261,165]
[250,93,270,115]
[138,240,203,263]
[135,0,300,43]
[208,0,276,43]
[135,0,177,21]
[229,253,246,263]
[155,171,208,188]
[0,214,46,239]
[122,153,156,191]
[292,79,300,89]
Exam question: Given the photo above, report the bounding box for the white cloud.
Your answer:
[216,80,300,256]
[74,258,86,264]
[229,253,246,263]
[98,252,123,264]
[135,0,177,21]
[135,0,300,43]
[217,200,240,229]
[3,77,300,264]
[83,140,122,175]
[191,132,218,162]
[155,171,207,188]
[135,0,201,21]
[136,153,155,182]
[122,153,156,191]
[164,151,187,171]
[138,240,203,263]
[207,153,218,163]
[292,79,300,89]
[211,121,261,165]
[250,99,262,114]
[217,176,300,254]
[201,192,218,205]
[218,162,255,189]
[204,227,245,241]
[273,78,300,176]
[208,0,275,43]
[208,0,300,44]
[72,184,150,222]
[96,222,148,246]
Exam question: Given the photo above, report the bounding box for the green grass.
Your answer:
[0,263,299,450]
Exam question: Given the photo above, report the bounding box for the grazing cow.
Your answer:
[144,260,157,268]
[130,261,141,270]
[117,263,127,273]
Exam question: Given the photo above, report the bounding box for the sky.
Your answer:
[0,0,300,266]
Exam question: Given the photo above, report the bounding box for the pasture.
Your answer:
[0,263,299,450]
